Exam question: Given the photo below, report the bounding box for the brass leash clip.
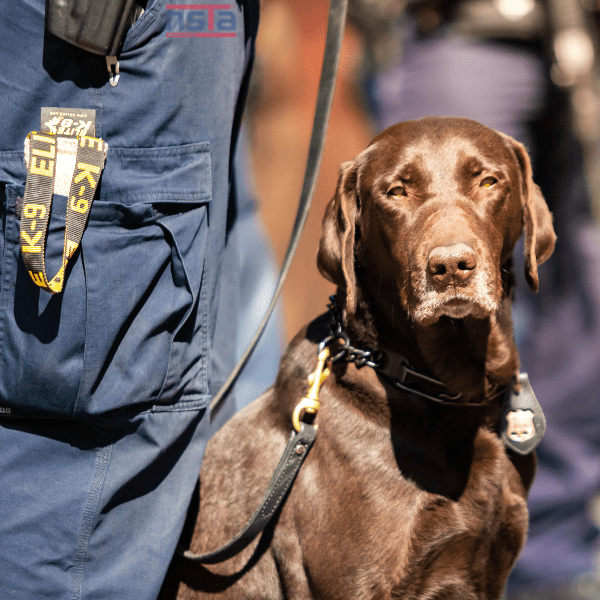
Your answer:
[292,347,331,432]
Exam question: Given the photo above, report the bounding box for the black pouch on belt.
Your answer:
[44,0,142,56]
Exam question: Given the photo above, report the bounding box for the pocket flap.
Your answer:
[98,142,212,205]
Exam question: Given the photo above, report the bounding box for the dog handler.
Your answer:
[0,1,258,598]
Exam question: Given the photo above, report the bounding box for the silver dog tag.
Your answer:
[501,373,546,455]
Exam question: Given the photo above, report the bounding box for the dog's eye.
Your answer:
[480,177,498,188]
[388,186,406,197]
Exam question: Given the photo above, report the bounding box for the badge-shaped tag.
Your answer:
[501,373,546,455]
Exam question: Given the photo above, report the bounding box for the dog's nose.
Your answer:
[427,243,477,285]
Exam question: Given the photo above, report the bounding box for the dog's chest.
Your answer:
[287,427,528,600]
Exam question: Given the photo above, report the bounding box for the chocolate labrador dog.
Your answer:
[161,117,556,600]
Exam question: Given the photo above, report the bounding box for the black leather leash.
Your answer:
[180,0,348,564]
[185,0,543,563]
[181,292,547,564]
[209,0,349,420]
[181,343,331,564]
[179,423,317,564]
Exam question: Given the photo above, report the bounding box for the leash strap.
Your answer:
[209,0,349,418]
[179,0,346,563]
[21,132,106,293]
[179,423,317,564]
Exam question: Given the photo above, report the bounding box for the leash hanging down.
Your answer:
[209,0,349,420]
[177,0,349,564]
[180,347,331,564]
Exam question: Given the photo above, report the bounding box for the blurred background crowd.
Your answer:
[223,0,600,598]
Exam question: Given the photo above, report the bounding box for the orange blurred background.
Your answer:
[246,0,375,340]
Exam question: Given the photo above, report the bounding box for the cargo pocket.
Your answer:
[0,182,85,416]
[0,142,212,417]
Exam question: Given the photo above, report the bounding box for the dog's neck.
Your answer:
[341,276,519,404]
[411,307,519,402]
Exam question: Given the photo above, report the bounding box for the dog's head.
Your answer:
[317,117,556,325]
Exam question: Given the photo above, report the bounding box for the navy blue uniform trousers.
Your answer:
[0,0,257,598]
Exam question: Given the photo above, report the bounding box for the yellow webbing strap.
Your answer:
[20,132,106,294]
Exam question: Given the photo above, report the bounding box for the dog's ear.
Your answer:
[501,134,556,292]
[317,160,360,314]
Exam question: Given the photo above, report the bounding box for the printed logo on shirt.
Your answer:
[166,4,237,37]
[0,406,12,414]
